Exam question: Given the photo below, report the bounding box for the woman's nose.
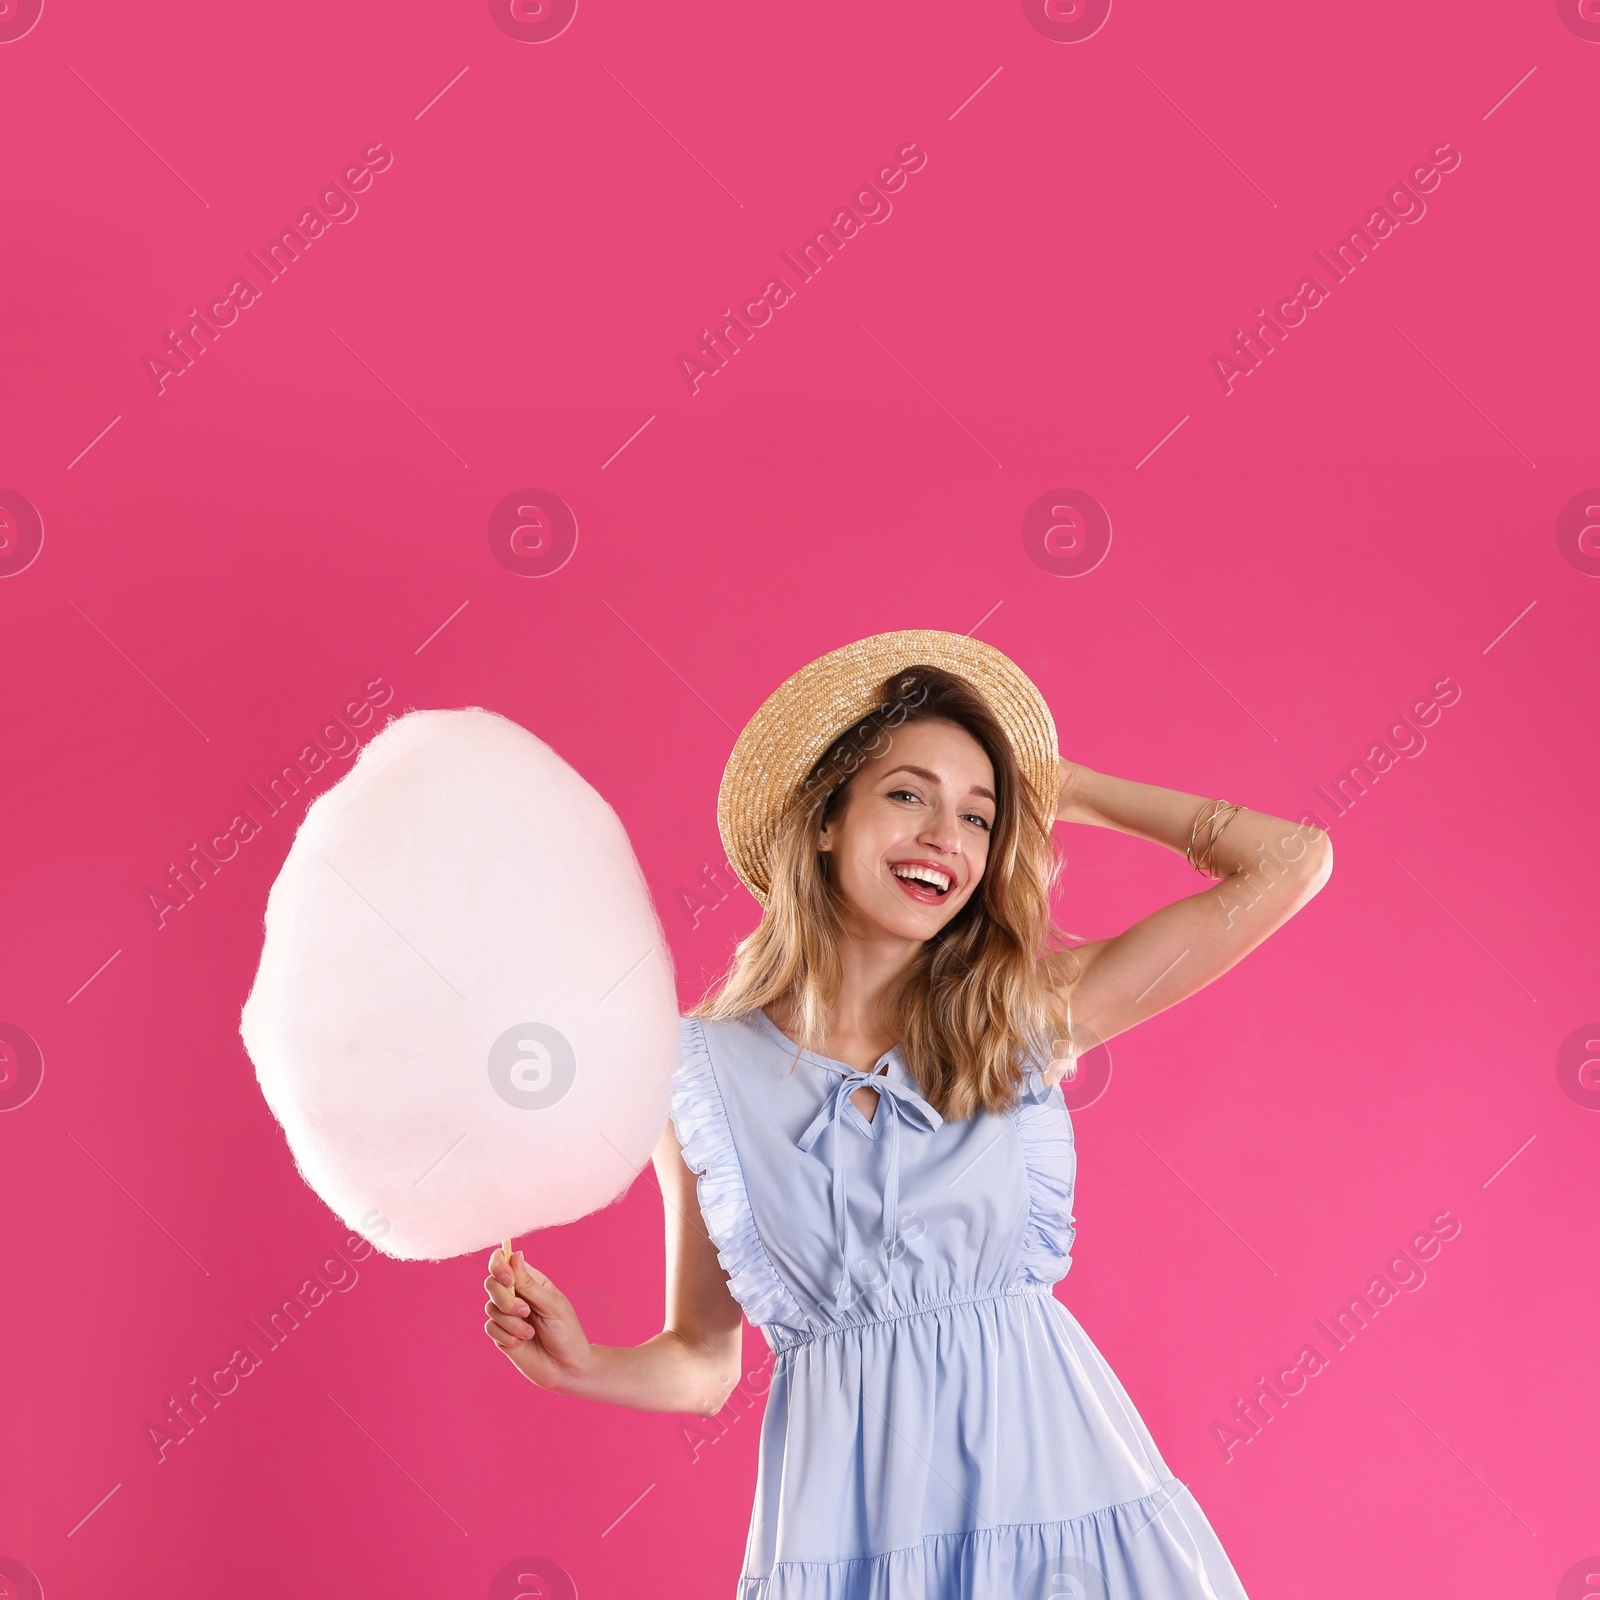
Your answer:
[919,808,961,854]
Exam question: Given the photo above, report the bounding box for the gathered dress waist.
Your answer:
[764,1283,1057,1353]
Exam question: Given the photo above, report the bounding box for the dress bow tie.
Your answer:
[795,1062,942,1310]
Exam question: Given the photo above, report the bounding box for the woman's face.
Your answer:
[817,717,997,945]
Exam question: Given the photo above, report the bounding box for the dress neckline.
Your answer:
[752,1006,904,1080]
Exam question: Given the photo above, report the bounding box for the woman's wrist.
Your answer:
[1055,761,1102,826]
[549,1332,735,1416]
[547,1339,606,1400]
[1054,765,1321,883]
[1057,764,1228,855]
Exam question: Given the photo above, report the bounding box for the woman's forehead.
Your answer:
[866,719,994,781]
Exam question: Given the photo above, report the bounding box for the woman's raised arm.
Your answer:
[1048,760,1333,1051]
[482,1120,744,1416]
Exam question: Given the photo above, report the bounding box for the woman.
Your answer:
[482,631,1332,1598]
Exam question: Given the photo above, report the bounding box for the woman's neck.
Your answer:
[770,930,916,1073]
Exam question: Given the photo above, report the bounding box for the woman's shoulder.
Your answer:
[678,1006,792,1049]
[674,1010,773,1073]
[1014,1054,1067,1109]
[677,1009,753,1041]
[674,1010,812,1118]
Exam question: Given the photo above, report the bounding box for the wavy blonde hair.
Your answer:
[689,665,1083,1120]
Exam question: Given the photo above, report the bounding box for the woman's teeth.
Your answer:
[891,865,952,896]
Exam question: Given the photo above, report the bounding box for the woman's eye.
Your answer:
[888,788,921,804]
[963,814,993,831]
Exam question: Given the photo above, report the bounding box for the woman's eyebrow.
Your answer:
[882,763,996,802]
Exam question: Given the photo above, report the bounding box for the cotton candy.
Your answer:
[239,707,679,1260]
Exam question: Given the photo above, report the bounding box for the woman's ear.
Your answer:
[816,780,848,854]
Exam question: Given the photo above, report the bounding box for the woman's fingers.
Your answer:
[484,1274,530,1315]
[484,1318,522,1350]
[484,1301,536,1340]
[482,1251,584,1379]
[509,1254,566,1311]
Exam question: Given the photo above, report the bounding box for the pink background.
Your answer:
[2,1,1598,1596]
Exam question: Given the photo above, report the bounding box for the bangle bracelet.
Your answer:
[1198,802,1244,877]
[1186,799,1227,874]
[1187,798,1244,878]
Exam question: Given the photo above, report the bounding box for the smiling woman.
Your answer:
[692,661,1078,1123]
[483,630,1332,1599]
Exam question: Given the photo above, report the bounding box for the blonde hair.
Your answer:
[690,665,1082,1119]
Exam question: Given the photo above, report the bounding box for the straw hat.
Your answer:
[717,630,1059,905]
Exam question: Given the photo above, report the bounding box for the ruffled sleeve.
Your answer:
[668,1017,806,1332]
[1009,1062,1078,1290]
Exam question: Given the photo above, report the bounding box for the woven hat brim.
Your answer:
[717,630,1058,905]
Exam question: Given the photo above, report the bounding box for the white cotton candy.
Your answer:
[239,707,679,1261]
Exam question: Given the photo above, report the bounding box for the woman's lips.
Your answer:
[889,869,952,905]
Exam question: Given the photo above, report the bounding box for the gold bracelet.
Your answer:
[1201,802,1244,877]
[1198,801,1244,877]
[1187,798,1244,878]
[1186,799,1228,874]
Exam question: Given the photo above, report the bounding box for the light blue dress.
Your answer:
[669,1009,1253,1600]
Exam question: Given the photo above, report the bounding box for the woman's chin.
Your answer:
[853,893,956,944]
